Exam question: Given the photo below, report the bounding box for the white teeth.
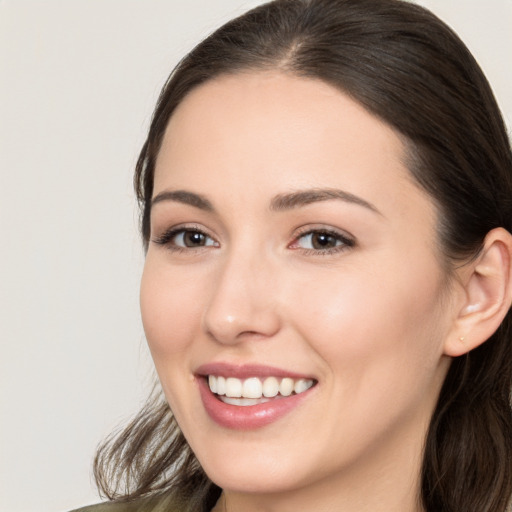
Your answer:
[262,376,279,398]
[294,378,313,394]
[279,378,294,397]
[216,376,226,395]
[221,396,272,406]
[208,375,315,399]
[225,377,242,398]
[208,375,217,394]
[242,377,263,399]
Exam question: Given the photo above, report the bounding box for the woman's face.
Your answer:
[141,72,455,497]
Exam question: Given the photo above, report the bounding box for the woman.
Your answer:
[75,0,512,511]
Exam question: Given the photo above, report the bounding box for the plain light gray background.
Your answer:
[1,1,510,511]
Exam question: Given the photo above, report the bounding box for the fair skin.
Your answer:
[140,72,512,512]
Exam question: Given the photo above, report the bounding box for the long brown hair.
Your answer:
[94,1,512,510]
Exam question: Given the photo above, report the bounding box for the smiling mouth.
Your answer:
[207,375,316,406]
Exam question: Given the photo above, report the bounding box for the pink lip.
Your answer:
[195,362,314,380]
[195,363,317,430]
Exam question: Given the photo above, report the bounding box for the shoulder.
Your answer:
[69,503,143,512]
[69,494,184,512]
[69,504,137,512]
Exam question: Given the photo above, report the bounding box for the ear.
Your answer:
[444,227,512,357]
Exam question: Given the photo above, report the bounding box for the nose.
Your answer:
[201,251,281,345]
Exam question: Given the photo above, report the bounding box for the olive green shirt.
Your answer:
[70,494,183,512]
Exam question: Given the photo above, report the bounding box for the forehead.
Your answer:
[154,71,433,223]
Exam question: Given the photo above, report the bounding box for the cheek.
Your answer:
[289,257,448,386]
[140,256,204,358]
[139,257,209,422]
[284,260,450,458]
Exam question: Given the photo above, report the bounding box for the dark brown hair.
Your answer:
[94,1,512,511]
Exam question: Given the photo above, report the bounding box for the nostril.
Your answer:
[203,311,281,345]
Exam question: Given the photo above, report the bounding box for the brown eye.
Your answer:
[293,229,354,253]
[310,232,339,249]
[181,231,208,247]
[152,229,218,249]
[152,226,219,250]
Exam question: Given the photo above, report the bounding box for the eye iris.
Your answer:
[312,232,337,249]
[184,231,205,247]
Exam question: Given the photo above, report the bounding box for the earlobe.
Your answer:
[444,227,512,357]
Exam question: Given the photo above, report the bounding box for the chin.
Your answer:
[193,434,340,498]
[204,462,307,495]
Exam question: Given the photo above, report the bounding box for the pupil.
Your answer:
[313,233,336,249]
[185,231,204,246]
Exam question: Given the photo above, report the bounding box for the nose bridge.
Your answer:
[202,242,280,344]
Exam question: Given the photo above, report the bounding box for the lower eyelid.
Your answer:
[153,225,353,254]
[152,226,216,247]
[175,230,217,248]
[290,230,354,249]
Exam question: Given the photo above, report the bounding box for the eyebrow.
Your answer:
[270,188,381,215]
[151,187,381,216]
[151,190,214,211]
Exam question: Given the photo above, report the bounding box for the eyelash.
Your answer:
[289,228,355,256]
[152,226,355,255]
[152,225,218,253]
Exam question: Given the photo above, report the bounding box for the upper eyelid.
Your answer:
[289,226,356,249]
[152,224,217,245]
[151,223,355,247]
[292,224,355,240]
[153,223,213,237]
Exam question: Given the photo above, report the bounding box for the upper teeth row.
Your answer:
[208,375,314,399]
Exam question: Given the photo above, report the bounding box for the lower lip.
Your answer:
[197,377,315,430]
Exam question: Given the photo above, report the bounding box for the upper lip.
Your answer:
[195,362,316,380]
